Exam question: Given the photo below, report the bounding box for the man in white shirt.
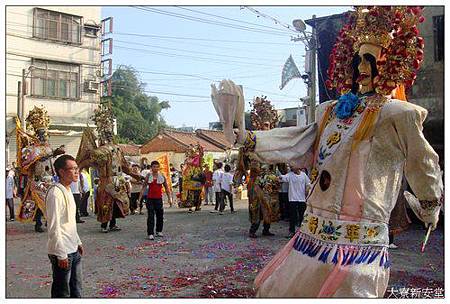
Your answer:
[70,177,84,224]
[46,154,83,298]
[79,169,91,217]
[6,168,16,221]
[210,162,223,213]
[279,166,311,238]
[220,164,235,214]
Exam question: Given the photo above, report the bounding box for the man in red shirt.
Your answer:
[138,161,172,240]
[203,164,213,205]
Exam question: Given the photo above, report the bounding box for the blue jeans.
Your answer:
[48,251,82,298]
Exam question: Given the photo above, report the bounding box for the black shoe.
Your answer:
[76,219,85,223]
[10,218,15,221]
[249,232,257,238]
[82,213,90,217]
[35,227,44,233]
[262,231,275,236]
[109,226,121,231]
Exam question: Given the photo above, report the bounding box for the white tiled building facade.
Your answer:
[6,6,102,164]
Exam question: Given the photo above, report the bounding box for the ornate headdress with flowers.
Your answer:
[250,96,278,130]
[326,6,425,96]
[92,102,115,144]
[25,105,50,135]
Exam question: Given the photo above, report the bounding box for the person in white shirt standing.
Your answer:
[220,164,235,214]
[279,166,311,238]
[79,169,91,217]
[210,162,223,213]
[70,177,84,224]
[6,168,16,221]
[46,154,83,298]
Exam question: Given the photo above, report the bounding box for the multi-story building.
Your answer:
[277,106,308,128]
[6,6,102,164]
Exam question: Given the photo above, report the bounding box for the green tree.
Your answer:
[103,65,170,144]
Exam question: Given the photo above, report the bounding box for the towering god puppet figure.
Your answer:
[212,6,442,297]
[16,106,65,232]
[77,103,139,233]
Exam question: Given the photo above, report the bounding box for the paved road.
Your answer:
[6,199,444,298]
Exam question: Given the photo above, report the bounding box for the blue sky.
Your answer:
[102,6,350,128]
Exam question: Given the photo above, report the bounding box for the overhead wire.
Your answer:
[114,32,294,45]
[174,6,291,32]
[132,6,293,37]
[114,39,279,62]
[242,6,300,34]
[114,45,281,68]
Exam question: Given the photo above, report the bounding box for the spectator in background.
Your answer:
[141,164,151,179]
[220,164,235,214]
[6,168,16,221]
[279,166,311,238]
[277,164,289,221]
[46,154,83,298]
[210,162,223,214]
[79,169,90,217]
[129,164,143,214]
[203,164,213,205]
[70,178,84,224]
[12,162,20,191]
[92,177,99,215]
[178,164,184,195]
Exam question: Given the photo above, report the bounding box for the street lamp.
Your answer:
[291,16,317,124]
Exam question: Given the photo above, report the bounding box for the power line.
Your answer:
[114,45,281,68]
[132,6,292,37]
[114,32,294,46]
[242,6,299,34]
[174,6,291,32]
[6,21,292,57]
[111,84,301,103]
[114,39,279,63]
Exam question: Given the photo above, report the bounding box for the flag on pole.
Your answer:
[156,153,172,191]
[280,55,302,90]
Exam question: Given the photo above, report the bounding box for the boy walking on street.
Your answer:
[220,164,235,214]
[279,166,311,238]
[46,154,84,298]
[139,161,172,240]
[210,162,223,213]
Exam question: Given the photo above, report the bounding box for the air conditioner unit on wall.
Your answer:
[84,80,99,93]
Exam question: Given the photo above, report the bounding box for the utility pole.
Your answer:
[292,15,317,124]
[17,81,22,122]
[21,68,26,128]
[309,15,317,124]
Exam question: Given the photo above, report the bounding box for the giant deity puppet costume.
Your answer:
[77,103,140,233]
[211,6,442,297]
[16,106,65,232]
[231,95,281,237]
[178,143,205,212]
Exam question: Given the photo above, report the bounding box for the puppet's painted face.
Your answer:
[36,128,48,142]
[356,43,382,92]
